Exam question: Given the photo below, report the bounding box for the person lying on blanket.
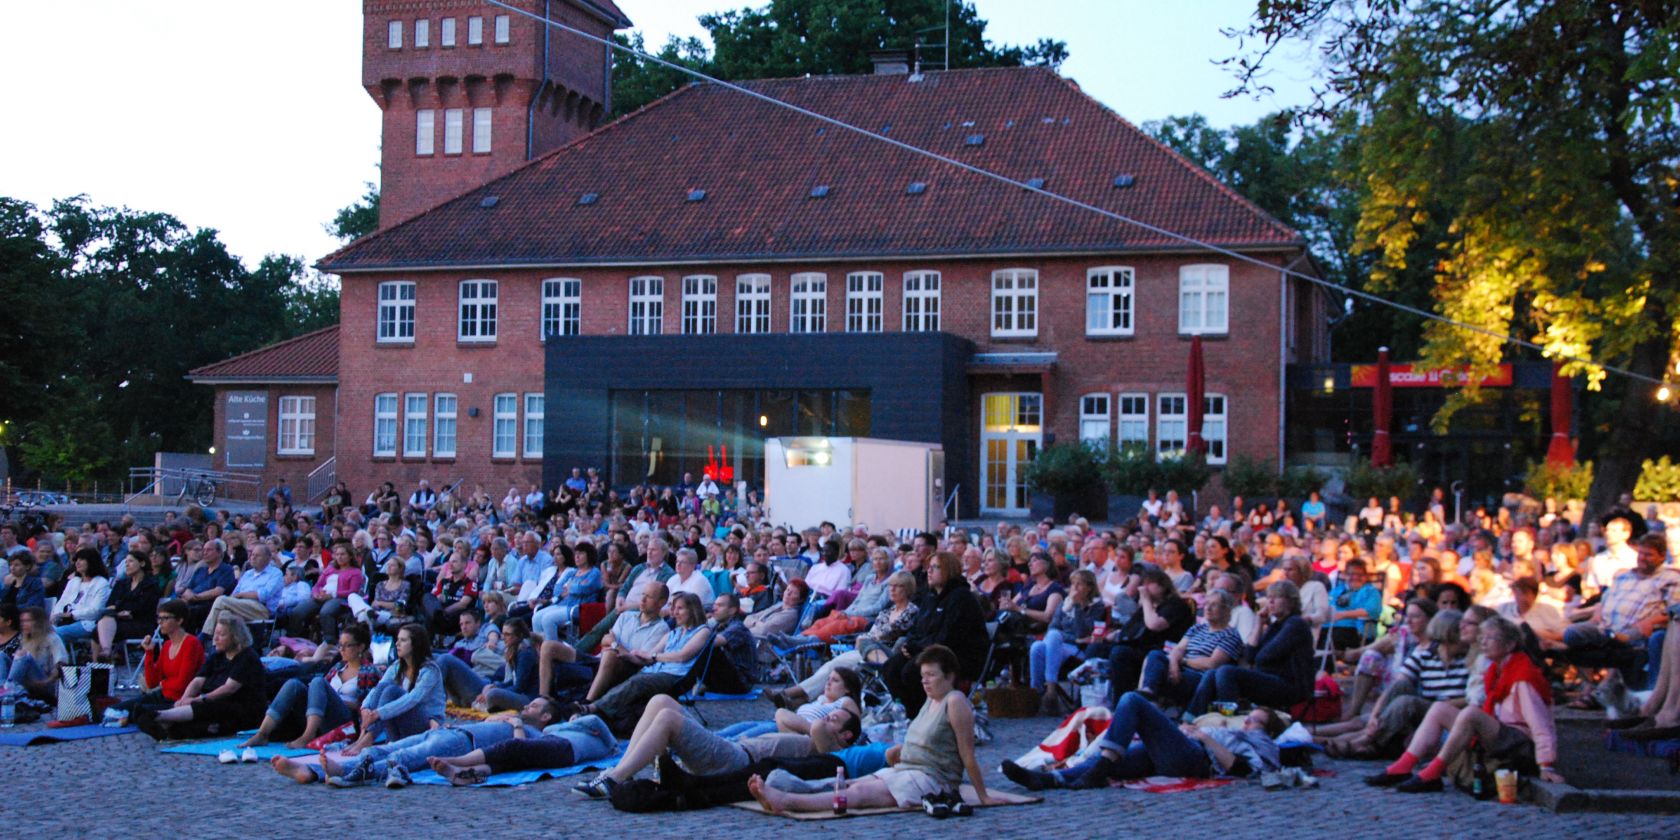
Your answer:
[745,645,993,814]
[426,715,619,786]
[636,737,893,809]
[571,693,861,799]
[1000,691,1287,790]
[268,696,563,788]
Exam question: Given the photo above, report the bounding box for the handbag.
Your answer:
[58,663,101,721]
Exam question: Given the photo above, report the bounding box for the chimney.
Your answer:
[868,49,911,75]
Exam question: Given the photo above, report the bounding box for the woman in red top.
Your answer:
[121,599,205,717]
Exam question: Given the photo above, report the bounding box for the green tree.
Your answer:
[327,181,380,243]
[611,0,1068,116]
[1230,0,1680,517]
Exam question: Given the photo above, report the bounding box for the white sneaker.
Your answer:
[240,747,260,763]
[217,749,239,765]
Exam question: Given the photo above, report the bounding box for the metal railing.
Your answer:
[125,465,263,505]
[306,457,338,504]
[942,483,961,524]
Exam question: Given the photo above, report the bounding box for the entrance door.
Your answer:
[980,393,1042,515]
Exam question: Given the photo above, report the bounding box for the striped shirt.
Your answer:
[1181,622,1245,663]
[1398,642,1469,701]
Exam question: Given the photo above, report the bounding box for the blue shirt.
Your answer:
[1,572,45,609]
[510,550,553,586]
[1327,581,1382,631]
[1301,500,1326,522]
[232,564,286,613]
[835,743,891,778]
[643,624,709,676]
[187,562,238,597]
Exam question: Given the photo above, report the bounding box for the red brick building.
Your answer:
[195,1,1330,516]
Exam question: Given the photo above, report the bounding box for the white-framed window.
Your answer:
[628,276,664,335]
[403,393,428,457]
[1203,394,1228,464]
[387,20,403,49]
[735,274,771,334]
[472,108,492,154]
[1086,266,1135,336]
[467,15,483,45]
[444,109,464,155]
[377,281,416,342]
[277,396,316,455]
[1078,394,1110,447]
[1156,393,1187,457]
[494,15,510,44]
[1118,393,1150,451]
[415,110,435,156]
[441,17,456,46]
[845,272,884,333]
[373,393,398,457]
[991,268,1038,337]
[681,275,718,335]
[492,393,517,458]
[903,270,940,332]
[541,278,581,338]
[414,19,430,47]
[457,279,498,342]
[433,394,457,458]
[790,273,826,333]
[1179,264,1230,335]
[523,393,544,458]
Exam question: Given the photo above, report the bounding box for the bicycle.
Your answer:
[175,473,218,507]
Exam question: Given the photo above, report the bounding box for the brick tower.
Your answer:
[362,1,632,228]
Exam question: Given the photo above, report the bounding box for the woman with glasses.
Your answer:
[241,623,381,749]
[117,600,206,718]
[770,571,919,709]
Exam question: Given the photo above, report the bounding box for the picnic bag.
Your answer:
[58,663,109,721]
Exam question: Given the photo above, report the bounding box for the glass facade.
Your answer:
[609,388,871,487]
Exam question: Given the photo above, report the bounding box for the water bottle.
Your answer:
[1,687,16,728]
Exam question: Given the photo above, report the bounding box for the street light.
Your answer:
[1659,384,1673,403]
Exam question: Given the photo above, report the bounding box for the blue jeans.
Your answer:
[435,651,526,711]
[55,621,94,646]
[1139,649,1206,708]
[266,676,353,733]
[363,682,435,742]
[1055,692,1207,785]
[534,603,581,641]
[6,653,54,700]
[1186,665,1298,716]
[1029,629,1081,689]
[716,720,778,740]
[350,727,474,778]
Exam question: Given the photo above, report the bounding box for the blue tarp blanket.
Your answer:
[0,725,139,746]
[161,737,313,759]
[408,746,627,787]
[686,689,762,702]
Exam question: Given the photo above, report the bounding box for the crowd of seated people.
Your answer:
[2,476,1676,807]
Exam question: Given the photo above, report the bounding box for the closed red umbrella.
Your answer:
[1372,346,1393,467]
[1186,335,1206,456]
[1545,361,1575,466]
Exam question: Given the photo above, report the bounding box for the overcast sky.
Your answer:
[0,1,1317,267]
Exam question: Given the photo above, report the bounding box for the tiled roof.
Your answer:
[570,0,632,27]
[187,325,339,382]
[320,67,1301,272]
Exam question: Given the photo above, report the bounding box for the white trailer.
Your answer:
[763,437,945,534]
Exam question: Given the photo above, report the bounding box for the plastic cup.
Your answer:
[1495,769,1518,804]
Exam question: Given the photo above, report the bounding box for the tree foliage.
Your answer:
[611,0,1068,116]
[328,181,380,243]
[0,196,339,486]
[1228,0,1680,517]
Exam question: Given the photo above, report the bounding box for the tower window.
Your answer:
[494,15,510,44]
[467,16,483,45]
[444,109,464,155]
[415,110,435,156]
[473,108,492,154]
[414,19,429,48]
[441,17,456,47]
[387,20,402,49]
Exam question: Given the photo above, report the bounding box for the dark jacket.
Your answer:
[906,577,987,680]
[104,575,162,620]
[1250,614,1315,703]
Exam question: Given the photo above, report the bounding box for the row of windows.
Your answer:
[374,265,1228,343]
[387,16,508,50]
[372,392,543,460]
[1077,392,1229,463]
[416,108,492,156]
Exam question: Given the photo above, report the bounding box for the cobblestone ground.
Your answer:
[0,698,1667,838]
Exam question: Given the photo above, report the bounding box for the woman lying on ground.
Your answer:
[747,644,993,813]
[241,624,380,748]
[427,713,620,786]
[1365,615,1562,791]
[1316,609,1469,758]
[1001,691,1287,790]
